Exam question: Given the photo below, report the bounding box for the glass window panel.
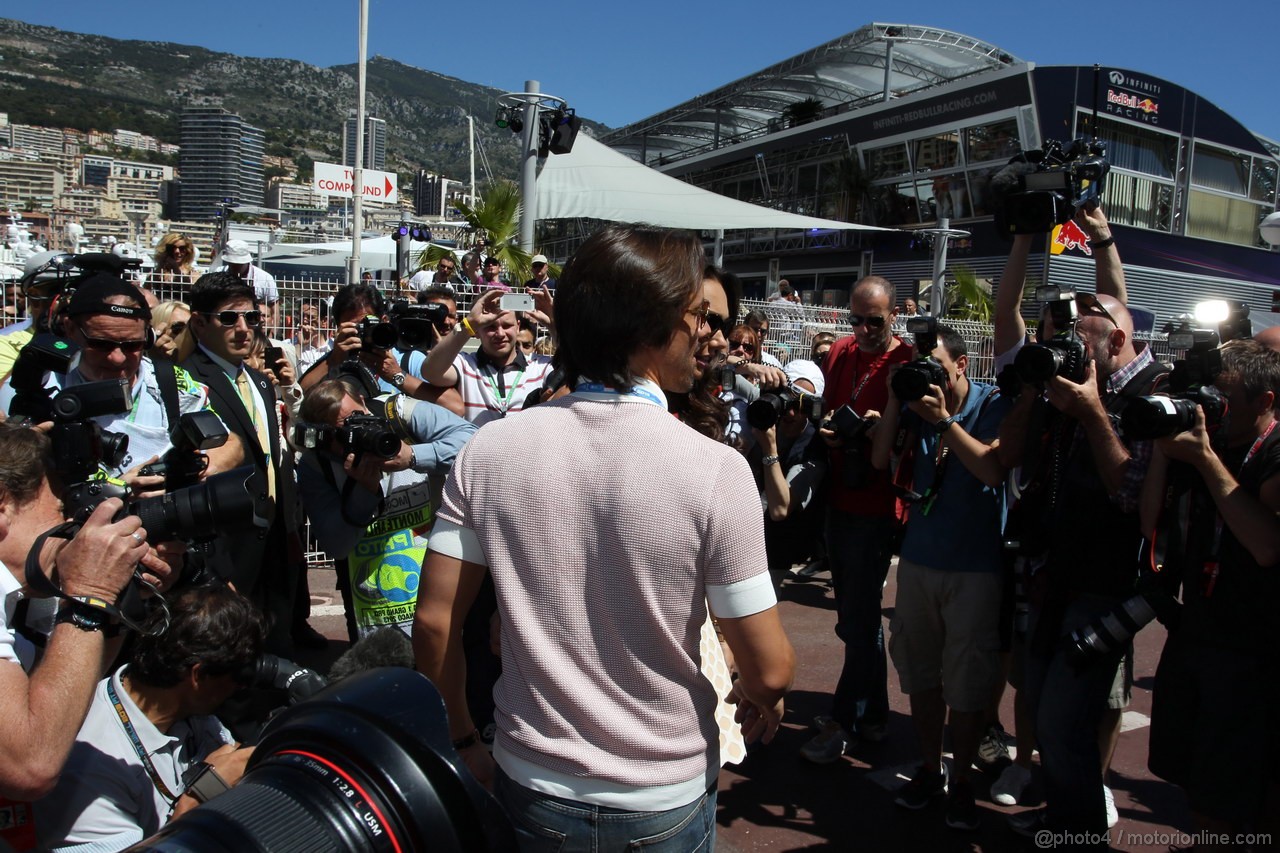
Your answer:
[1076,114,1177,179]
[1192,144,1250,195]
[797,164,819,195]
[913,131,961,172]
[870,180,924,226]
[1102,173,1173,231]
[1186,190,1268,247]
[965,119,1021,164]
[866,144,911,181]
[920,172,971,220]
[1250,159,1277,203]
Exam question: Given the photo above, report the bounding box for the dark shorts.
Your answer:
[1148,631,1278,826]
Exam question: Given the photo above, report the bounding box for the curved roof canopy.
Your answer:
[601,23,1020,164]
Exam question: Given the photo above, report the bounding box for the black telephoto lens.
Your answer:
[746,394,785,430]
[131,466,261,543]
[127,668,516,853]
[1120,396,1199,440]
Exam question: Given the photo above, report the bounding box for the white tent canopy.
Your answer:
[535,135,889,232]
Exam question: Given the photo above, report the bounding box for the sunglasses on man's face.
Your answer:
[688,303,729,336]
[82,335,148,354]
[204,309,263,327]
[849,314,887,329]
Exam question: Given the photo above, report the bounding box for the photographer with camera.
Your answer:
[868,321,1011,829]
[296,377,475,641]
[298,284,463,416]
[748,360,828,580]
[34,583,264,852]
[997,289,1168,840]
[802,275,914,763]
[0,272,243,495]
[0,423,161,834]
[1138,338,1280,844]
[421,287,556,426]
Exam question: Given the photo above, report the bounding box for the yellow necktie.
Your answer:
[235,370,277,513]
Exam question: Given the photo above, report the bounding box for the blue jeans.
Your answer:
[826,509,896,734]
[494,767,717,852]
[1023,594,1125,842]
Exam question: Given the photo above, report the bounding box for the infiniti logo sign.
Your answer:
[1109,71,1125,85]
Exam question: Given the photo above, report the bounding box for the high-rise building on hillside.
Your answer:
[178,107,265,222]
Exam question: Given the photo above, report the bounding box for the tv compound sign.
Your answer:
[312,161,399,204]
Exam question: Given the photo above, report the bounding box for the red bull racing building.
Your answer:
[599,23,1279,325]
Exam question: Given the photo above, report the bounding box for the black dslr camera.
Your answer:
[1015,286,1088,385]
[1122,328,1228,440]
[388,300,448,350]
[139,411,230,491]
[993,138,1110,235]
[355,315,399,351]
[828,404,879,490]
[746,387,824,430]
[892,317,948,402]
[294,414,401,461]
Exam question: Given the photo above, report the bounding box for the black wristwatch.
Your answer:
[184,762,231,803]
[935,414,961,434]
[55,597,112,633]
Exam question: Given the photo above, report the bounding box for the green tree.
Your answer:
[944,266,994,322]
[825,152,870,222]
[416,180,538,281]
[783,97,825,128]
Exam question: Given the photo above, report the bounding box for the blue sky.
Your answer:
[8,1,1279,142]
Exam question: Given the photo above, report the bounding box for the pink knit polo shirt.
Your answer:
[430,381,776,809]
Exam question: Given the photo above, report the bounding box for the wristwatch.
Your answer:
[935,414,962,433]
[184,762,231,803]
[761,454,781,467]
[55,597,112,633]
[390,372,406,389]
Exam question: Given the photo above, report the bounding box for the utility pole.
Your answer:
[345,0,369,286]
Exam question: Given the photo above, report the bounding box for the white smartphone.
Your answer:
[499,292,535,312]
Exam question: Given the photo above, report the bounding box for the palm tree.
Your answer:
[825,153,870,222]
[944,266,994,322]
[414,180,541,282]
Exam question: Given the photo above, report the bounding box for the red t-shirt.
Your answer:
[821,335,913,517]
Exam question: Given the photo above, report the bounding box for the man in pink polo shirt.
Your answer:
[414,224,794,850]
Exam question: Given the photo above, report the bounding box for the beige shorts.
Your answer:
[889,559,1003,712]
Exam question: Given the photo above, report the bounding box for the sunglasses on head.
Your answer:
[81,335,147,354]
[204,309,263,327]
[849,314,887,329]
[1076,292,1118,329]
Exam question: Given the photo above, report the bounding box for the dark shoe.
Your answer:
[1008,806,1049,838]
[977,722,1012,771]
[857,722,888,743]
[292,623,329,650]
[894,763,948,810]
[800,720,852,764]
[945,780,981,831]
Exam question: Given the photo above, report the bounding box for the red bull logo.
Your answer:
[1137,98,1158,115]
[1051,220,1093,256]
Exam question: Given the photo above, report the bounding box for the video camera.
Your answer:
[993,137,1110,235]
[293,414,401,461]
[892,317,948,402]
[1014,286,1089,385]
[747,387,824,430]
[139,411,229,491]
[355,301,450,352]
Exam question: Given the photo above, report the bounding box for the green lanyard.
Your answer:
[485,365,526,414]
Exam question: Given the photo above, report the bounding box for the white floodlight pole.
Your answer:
[468,116,476,207]
[915,217,970,316]
[346,0,369,285]
[519,80,540,252]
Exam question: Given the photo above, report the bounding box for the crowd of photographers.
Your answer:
[0,190,1276,850]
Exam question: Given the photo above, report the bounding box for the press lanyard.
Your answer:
[484,364,526,414]
[575,381,666,409]
[107,678,180,808]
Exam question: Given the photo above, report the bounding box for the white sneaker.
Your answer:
[1103,784,1118,828]
[990,763,1032,806]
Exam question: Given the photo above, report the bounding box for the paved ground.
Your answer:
[294,558,1196,853]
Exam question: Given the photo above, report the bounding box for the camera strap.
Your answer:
[152,357,183,432]
[23,521,168,637]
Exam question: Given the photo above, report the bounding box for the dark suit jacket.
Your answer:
[181,345,288,597]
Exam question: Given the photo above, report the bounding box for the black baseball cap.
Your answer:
[64,273,152,321]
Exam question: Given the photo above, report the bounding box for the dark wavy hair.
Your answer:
[332,283,387,324]
[187,270,257,315]
[0,424,52,506]
[129,583,266,688]
[668,353,731,443]
[555,225,704,390]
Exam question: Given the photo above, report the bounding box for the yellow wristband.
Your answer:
[461,317,476,337]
